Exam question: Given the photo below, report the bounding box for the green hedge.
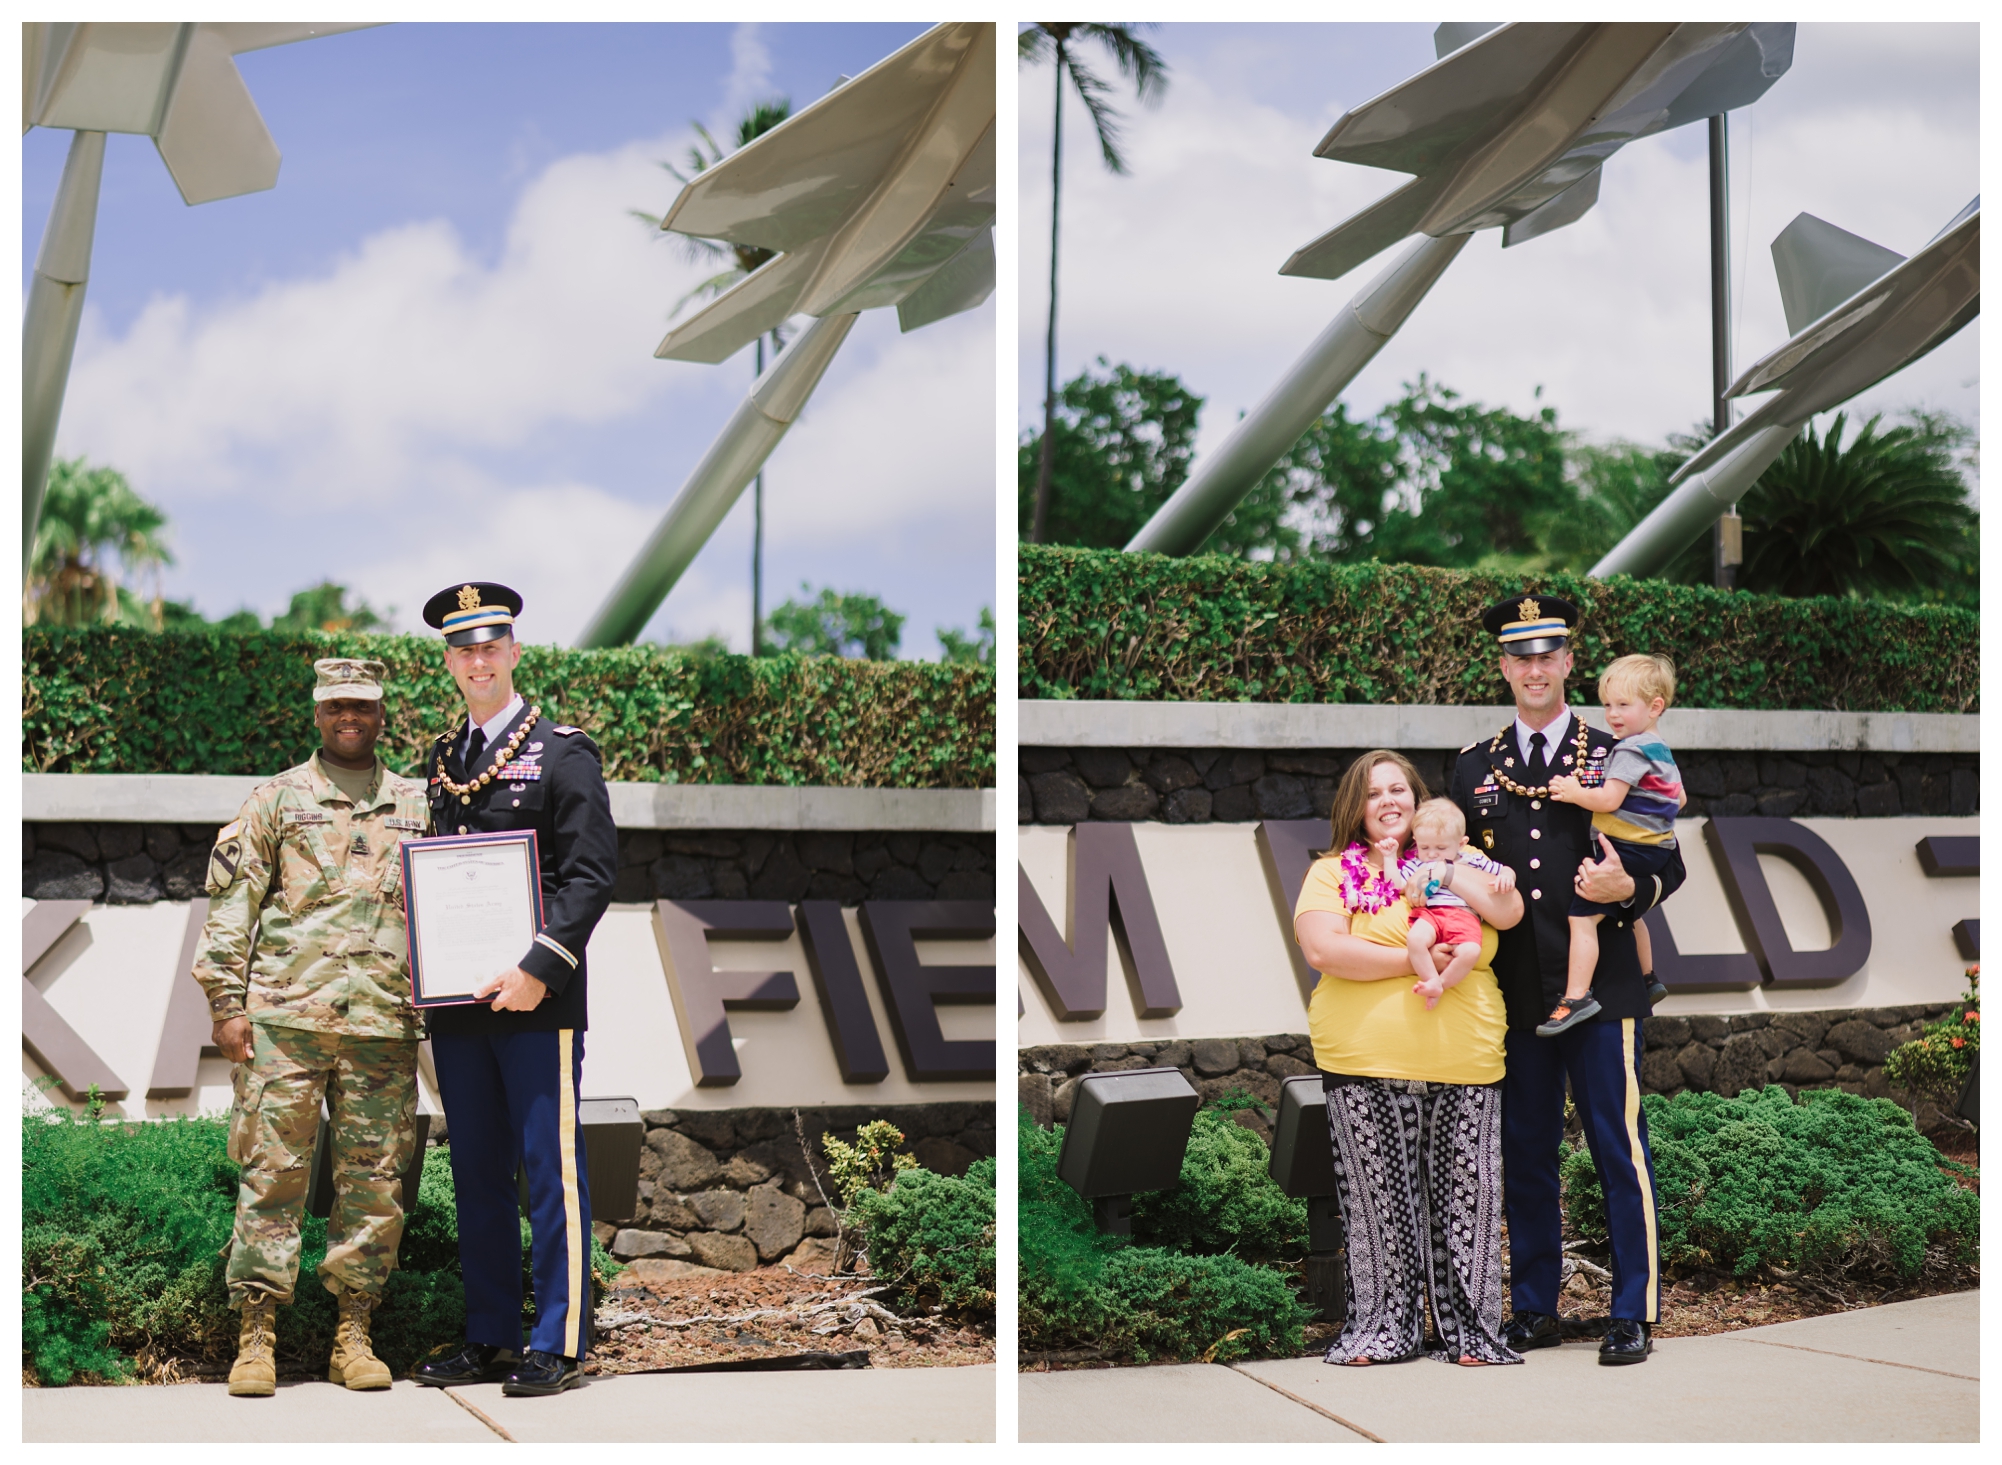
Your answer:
[23,628,994,787]
[852,1157,997,1320]
[23,1106,619,1385]
[1019,545,1978,713]
[1019,1108,1311,1364]
[1562,1086,1978,1283]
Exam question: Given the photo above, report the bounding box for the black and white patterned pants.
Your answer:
[1321,1076,1520,1365]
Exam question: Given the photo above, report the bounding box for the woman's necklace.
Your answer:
[437,706,540,801]
[1338,842,1410,915]
[1486,716,1591,799]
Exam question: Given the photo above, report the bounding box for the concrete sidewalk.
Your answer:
[1021,1293,1978,1443]
[23,1364,995,1443]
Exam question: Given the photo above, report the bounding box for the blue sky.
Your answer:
[27,22,995,654]
[1019,22,1979,497]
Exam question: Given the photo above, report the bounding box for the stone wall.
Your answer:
[1019,747,1977,826]
[547,1101,997,1272]
[22,822,996,907]
[1016,1006,1951,1138]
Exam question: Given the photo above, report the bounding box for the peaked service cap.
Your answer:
[1481,593,1579,656]
[422,582,522,646]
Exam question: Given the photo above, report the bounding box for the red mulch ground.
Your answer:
[589,1263,993,1374]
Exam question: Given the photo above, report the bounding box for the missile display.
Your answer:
[1128,22,1796,557]
[22,22,376,573]
[1593,198,1979,580]
[579,21,995,647]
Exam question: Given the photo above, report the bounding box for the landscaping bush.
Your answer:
[1883,966,1981,1113]
[1018,544,1978,713]
[1019,1109,1310,1364]
[1561,1086,1979,1285]
[852,1158,996,1321]
[23,626,993,788]
[23,1107,620,1385]
[1131,1105,1308,1262]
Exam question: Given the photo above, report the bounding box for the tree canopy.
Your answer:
[764,585,905,661]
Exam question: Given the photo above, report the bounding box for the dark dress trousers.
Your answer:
[1449,716,1686,1325]
[425,703,618,1358]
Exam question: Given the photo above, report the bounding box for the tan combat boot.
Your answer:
[328,1285,393,1390]
[227,1293,278,1397]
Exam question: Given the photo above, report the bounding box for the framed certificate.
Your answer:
[402,831,544,1008]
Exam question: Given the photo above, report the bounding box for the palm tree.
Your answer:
[1019,23,1167,543]
[1735,412,1978,601]
[636,99,794,653]
[25,457,174,629]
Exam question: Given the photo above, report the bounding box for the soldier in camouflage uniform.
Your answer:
[192,658,432,1397]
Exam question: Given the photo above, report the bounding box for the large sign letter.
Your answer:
[859,901,996,1083]
[1257,819,1329,1005]
[23,901,128,1103]
[1916,836,1978,959]
[1704,817,1872,990]
[796,901,891,1084]
[653,900,800,1085]
[1018,823,1180,1020]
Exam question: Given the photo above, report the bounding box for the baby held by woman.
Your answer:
[1401,798,1516,1009]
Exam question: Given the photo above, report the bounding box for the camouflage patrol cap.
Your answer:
[313,658,388,702]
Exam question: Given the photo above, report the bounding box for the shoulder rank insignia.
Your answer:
[1459,741,1477,754]
[552,725,585,736]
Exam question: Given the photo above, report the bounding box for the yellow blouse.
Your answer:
[1293,846,1507,1086]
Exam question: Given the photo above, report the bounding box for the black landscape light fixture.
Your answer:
[1269,1074,1346,1324]
[1057,1067,1200,1235]
[509,1096,646,1222]
[307,1112,429,1220]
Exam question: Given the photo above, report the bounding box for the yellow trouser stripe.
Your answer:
[558,1030,584,1358]
[1621,1018,1660,1322]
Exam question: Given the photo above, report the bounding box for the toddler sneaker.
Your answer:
[1537,991,1601,1036]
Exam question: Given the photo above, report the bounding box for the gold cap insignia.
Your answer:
[1518,597,1540,622]
[457,584,482,612]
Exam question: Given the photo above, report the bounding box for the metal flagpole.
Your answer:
[1709,113,1743,589]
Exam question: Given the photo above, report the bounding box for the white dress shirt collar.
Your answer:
[465,693,524,758]
[1514,705,1572,765]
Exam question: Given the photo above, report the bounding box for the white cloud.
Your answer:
[1018,22,1979,488]
[55,115,996,654]
[718,23,779,129]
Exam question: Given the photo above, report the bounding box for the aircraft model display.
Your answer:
[578,21,995,648]
[22,22,375,573]
[1593,197,1979,579]
[1127,21,1796,558]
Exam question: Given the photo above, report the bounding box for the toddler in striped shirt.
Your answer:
[1541,653,1687,1035]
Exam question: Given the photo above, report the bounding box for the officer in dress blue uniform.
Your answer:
[1446,595,1685,1366]
[410,583,617,1397]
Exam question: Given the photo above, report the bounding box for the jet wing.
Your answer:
[652,21,995,363]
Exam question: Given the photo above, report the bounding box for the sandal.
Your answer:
[1536,991,1601,1036]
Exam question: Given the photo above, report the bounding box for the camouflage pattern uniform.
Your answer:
[194,749,431,1305]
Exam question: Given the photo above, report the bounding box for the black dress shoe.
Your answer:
[501,1349,583,1396]
[413,1342,518,1387]
[1599,1318,1652,1365]
[1502,1311,1562,1351]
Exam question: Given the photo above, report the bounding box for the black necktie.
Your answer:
[1527,730,1549,787]
[466,726,487,770]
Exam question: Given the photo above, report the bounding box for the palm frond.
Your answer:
[1062,55,1130,174]
[1076,23,1168,104]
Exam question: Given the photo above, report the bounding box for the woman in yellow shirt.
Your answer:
[1293,750,1524,1367]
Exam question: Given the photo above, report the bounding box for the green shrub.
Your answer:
[1018,1109,1311,1363]
[23,626,993,787]
[1018,544,1977,713]
[852,1158,995,1320]
[22,1110,620,1385]
[1131,1106,1308,1262]
[1884,966,1980,1110]
[1562,1086,1978,1283]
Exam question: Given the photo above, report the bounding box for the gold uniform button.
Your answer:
[458,825,467,835]
[1530,829,1542,840]
[513,799,521,807]
[1531,799,1542,809]
[1530,858,1540,869]
[1531,889,1542,900]
[461,794,471,805]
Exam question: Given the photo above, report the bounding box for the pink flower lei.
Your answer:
[1337,840,1411,915]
